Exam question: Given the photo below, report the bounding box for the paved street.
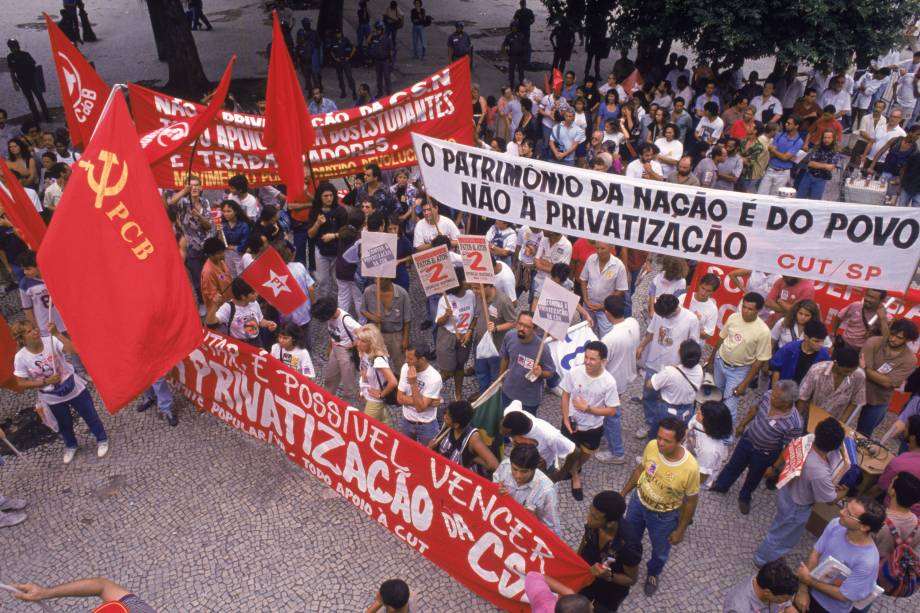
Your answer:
[0,1,908,611]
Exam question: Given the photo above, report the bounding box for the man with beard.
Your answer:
[666,156,701,187]
[499,311,556,415]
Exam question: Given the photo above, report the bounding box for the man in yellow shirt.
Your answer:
[621,416,700,597]
[705,292,772,425]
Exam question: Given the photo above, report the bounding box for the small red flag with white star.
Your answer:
[239,246,308,315]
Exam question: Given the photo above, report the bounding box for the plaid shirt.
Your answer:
[176,196,215,252]
[492,458,560,534]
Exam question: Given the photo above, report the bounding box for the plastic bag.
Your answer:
[476,331,499,359]
[35,402,59,433]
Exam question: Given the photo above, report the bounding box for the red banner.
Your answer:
[168,330,592,610]
[128,59,474,189]
[0,162,47,251]
[684,263,920,410]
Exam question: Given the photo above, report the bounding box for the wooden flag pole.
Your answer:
[376,277,383,325]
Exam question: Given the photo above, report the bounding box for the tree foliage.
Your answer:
[541,0,920,71]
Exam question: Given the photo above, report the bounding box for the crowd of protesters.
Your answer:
[2,2,920,612]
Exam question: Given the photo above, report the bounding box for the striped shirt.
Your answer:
[744,393,803,452]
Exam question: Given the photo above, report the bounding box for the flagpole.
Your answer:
[375,277,382,325]
[88,83,126,142]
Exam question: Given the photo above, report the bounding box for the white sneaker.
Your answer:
[0,510,27,528]
[97,441,109,458]
[0,496,27,512]
[634,425,649,439]
[63,448,77,465]
[596,450,627,465]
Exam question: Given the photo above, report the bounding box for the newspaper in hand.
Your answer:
[811,555,884,609]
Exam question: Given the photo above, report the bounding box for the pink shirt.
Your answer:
[525,572,558,613]
[836,301,880,348]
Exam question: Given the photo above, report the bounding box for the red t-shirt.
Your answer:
[571,238,595,281]
[766,278,816,325]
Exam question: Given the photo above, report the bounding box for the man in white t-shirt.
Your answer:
[635,294,701,439]
[597,295,640,464]
[17,251,66,337]
[625,142,665,181]
[687,272,720,340]
[311,296,361,404]
[556,341,620,501]
[865,108,907,165]
[500,401,576,473]
[579,242,628,337]
[693,101,724,155]
[413,199,461,251]
[750,81,783,124]
[493,258,517,305]
[396,342,443,445]
[818,75,852,122]
[533,231,572,296]
[435,275,477,400]
[227,174,261,221]
[485,220,518,267]
[654,124,683,178]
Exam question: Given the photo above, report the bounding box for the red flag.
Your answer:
[0,313,20,391]
[139,56,237,165]
[621,68,644,98]
[0,162,47,251]
[44,12,111,149]
[264,11,314,203]
[544,72,550,96]
[36,93,203,413]
[240,246,308,315]
[552,68,563,93]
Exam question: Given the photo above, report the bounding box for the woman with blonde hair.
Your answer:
[11,320,108,465]
[355,324,398,425]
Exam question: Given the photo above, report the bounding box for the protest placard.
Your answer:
[457,235,495,284]
[412,245,459,296]
[533,279,581,341]
[360,231,398,278]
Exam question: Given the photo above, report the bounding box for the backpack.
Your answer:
[878,516,920,597]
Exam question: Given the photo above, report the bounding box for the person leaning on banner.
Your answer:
[362,278,410,374]
[492,443,561,534]
[752,417,848,568]
[796,346,865,424]
[396,341,442,446]
[498,311,556,415]
[857,318,919,438]
[430,400,498,476]
[12,577,157,612]
[768,320,831,387]
[471,282,516,394]
[793,496,885,613]
[711,380,803,516]
[501,402,576,475]
[705,292,772,427]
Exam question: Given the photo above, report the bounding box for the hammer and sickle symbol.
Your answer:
[77,150,129,209]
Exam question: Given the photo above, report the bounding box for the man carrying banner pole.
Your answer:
[498,312,556,415]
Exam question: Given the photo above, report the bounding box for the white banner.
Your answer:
[457,235,495,284]
[533,279,581,340]
[360,231,398,278]
[412,134,920,291]
[547,321,598,381]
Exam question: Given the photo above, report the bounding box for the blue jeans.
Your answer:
[145,377,174,415]
[654,398,695,435]
[897,189,920,207]
[856,403,888,438]
[501,391,539,416]
[711,436,779,503]
[714,354,748,425]
[357,24,371,51]
[796,172,827,200]
[541,124,553,159]
[474,356,501,393]
[412,25,426,58]
[591,307,613,337]
[425,293,441,345]
[603,412,625,457]
[49,388,107,449]
[753,486,813,566]
[624,492,680,576]
[399,414,440,446]
[641,370,659,430]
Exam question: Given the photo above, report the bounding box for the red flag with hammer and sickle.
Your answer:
[264,10,315,203]
[44,12,111,149]
[37,92,203,413]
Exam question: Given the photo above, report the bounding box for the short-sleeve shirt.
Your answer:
[797,360,866,420]
[501,333,556,406]
[533,236,572,290]
[327,311,361,348]
[877,449,920,515]
[285,262,315,326]
[437,291,477,335]
[602,317,641,392]
[216,301,263,340]
[688,296,718,338]
[694,116,724,142]
[651,364,703,405]
[873,511,920,557]
[767,131,804,170]
[580,253,628,305]
[516,227,543,265]
[19,277,66,335]
[636,440,700,513]
[811,519,880,613]
[723,577,789,613]
[786,449,838,507]
[743,393,803,453]
[687,416,728,477]
[862,335,917,405]
[485,225,518,266]
[503,404,576,469]
[13,336,86,405]
[413,216,461,248]
[714,154,743,190]
[360,354,391,402]
[644,308,701,373]
[271,344,316,378]
[577,522,643,609]
[766,279,816,326]
[362,284,411,333]
[398,363,442,423]
[718,312,772,366]
[561,367,620,430]
[836,300,882,349]
[119,594,158,613]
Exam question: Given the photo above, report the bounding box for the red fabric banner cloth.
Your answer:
[264,12,313,202]
[128,60,474,188]
[239,246,308,316]
[0,162,47,251]
[44,12,111,149]
[37,93,203,413]
[684,263,920,411]
[139,56,237,166]
[0,313,21,391]
[168,330,592,610]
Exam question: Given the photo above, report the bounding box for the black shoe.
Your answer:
[340,91,347,98]
[571,486,584,501]
[136,398,155,413]
[644,575,659,597]
[738,500,751,515]
[421,320,433,330]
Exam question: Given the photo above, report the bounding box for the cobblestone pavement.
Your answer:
[0,2,909,611]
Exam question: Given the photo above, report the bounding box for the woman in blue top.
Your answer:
[219,199,250,275]
[595,89,621,132]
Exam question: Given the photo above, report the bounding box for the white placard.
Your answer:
[533,279,581,340]
[360,230,398,278]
